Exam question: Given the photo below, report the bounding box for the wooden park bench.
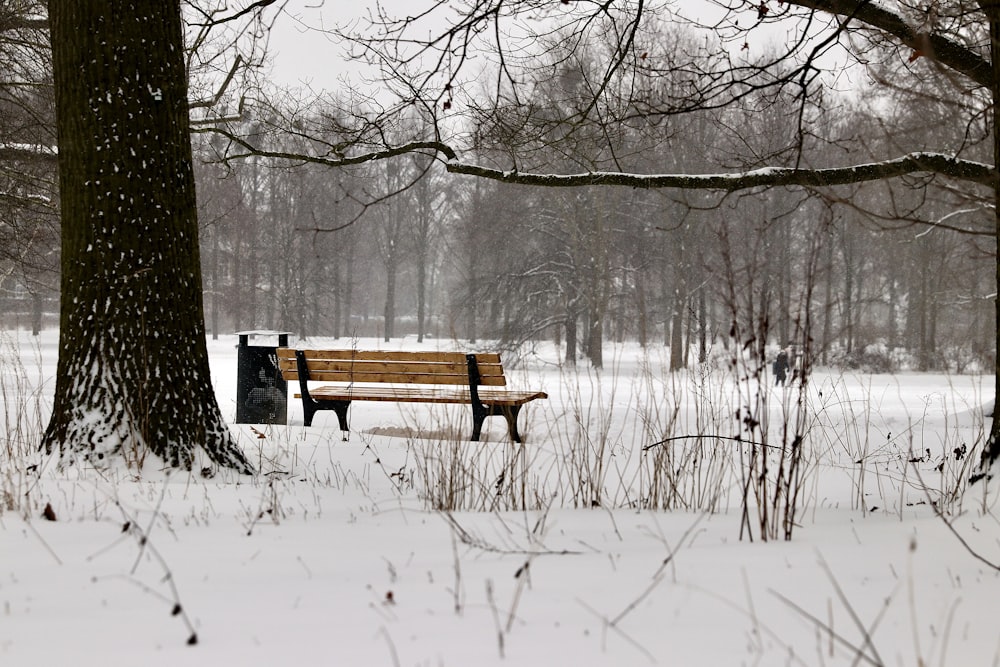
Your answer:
[276,348,548,442]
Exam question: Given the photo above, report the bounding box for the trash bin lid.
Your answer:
[236,330,294,348]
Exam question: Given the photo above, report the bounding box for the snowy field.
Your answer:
[2,329,1000,666]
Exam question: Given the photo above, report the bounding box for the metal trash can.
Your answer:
[235,330,291,424]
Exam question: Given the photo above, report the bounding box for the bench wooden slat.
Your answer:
[277,348,501,364]
[284,371,507,386]
[278,357,490,373]
[277,358,506,380]
[277,350,505,382]
[301,386,547,406]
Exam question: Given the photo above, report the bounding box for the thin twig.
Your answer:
[22,518,63,565]
[911,463,1000,571]
[611,513,706,626]
[442,511,582,556]
[643,434,780,452]
[485,579,505,659]
[770,590,883,667]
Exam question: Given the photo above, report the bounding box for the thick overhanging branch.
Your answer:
[208,129,994,192]
[785,0,992,88]
[444,152,995,191]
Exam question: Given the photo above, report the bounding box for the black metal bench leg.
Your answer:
[470,404,523,442]
[470,405,486,441]
[332,401,350,432]
[469,403,491,442]
[302,399,351,431]
[503,405,523,443]
[303,400,320,427]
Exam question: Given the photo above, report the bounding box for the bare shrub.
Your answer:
[639,361,736,512]
[0,333,47,516]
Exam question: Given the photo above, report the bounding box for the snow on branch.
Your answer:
[202,127,994,193]
[0,142,58,164]
[0,14,47,32]
[0,190,52,206]
[444,153,996,191]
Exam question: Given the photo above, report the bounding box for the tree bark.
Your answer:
[990,1,1000,442]
[976,0,1000,461]
[43,1,252,472]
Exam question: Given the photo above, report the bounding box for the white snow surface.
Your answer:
[2,330,999,666]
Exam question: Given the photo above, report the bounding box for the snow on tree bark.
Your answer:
[43,1,252,473]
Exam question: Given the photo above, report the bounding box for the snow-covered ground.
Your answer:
[2,329,999,666]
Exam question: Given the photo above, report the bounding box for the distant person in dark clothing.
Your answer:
[773,349,789,386]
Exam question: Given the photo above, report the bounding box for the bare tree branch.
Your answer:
[196,126,458,167]
[189,55,244,110]
[445,151,994,190]
[191,0,280,27]
[0,143,57,164]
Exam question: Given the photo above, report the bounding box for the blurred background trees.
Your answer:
[1,1,994,377]
[0,0,57,334]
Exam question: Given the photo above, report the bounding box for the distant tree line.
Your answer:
[191,51,992,374]
[0,3,993,376]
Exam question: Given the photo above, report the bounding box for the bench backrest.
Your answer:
[276,349,507,387]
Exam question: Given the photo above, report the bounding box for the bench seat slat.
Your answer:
[278,358,504,376]
[299,385,548,406]
[285,371,507,385]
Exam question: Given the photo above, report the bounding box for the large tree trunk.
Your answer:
[991,1,1000,448]
[981,0,1000,466]
[43,1,252,472]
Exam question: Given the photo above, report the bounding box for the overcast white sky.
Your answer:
[264,1,415,94]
